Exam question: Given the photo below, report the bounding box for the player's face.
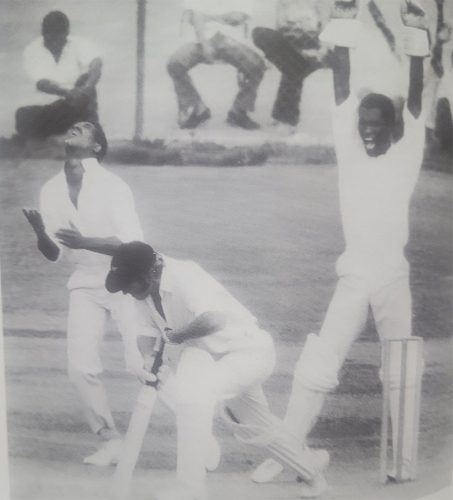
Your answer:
[122,277,151,300]
[358,107,392,157]
[43,30,68,54]
[65,122,99,156]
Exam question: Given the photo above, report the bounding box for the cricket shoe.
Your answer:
[299,449,330,498]
[180,108,211,129]
[83,438,123,466]
[205,436,221,472]
[251,448,329,485]
[226,110,260,130]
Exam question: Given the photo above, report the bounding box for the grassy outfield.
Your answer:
[1,159,452,499]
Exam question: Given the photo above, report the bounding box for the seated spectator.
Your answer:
[252,0,330,134]
[167,0,265,130]
[15,11,103,141]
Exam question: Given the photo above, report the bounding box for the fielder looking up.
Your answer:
[105,242,330,500]
[23,122,144,466]
[252,0,428,485]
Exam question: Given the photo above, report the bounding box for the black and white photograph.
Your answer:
[0,1,452,499]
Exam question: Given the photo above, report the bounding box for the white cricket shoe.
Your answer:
[83,438,123,466]
[299,449,330,498]
[299,473,328,498]
[205,437,221,472]
[251,448,329,485]
[250,458,284,483]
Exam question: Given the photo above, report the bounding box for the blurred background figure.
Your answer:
[252,0,330,135]
[425,0,452,157]
[167,0,265,131]
[15,11,103,142]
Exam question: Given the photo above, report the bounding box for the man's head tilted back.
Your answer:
[42,11,70,53]
[358,93,396,157]
[65,122,108,161]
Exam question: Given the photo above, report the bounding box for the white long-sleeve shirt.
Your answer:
[40,158,143,290]
[332,95,425,286]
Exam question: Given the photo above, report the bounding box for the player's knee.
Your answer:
[252,27,271,51]
[294,333,340,392]
[167,57,187,78]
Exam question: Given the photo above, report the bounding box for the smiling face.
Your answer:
[65,122,100,158]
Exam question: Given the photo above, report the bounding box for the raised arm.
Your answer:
[328,1,359,106]
[23,209,60,261]
[401,0,429,118]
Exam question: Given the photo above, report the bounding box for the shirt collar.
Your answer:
[159,255,173,294]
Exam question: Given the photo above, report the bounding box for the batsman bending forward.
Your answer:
[105,242,330,500]
[252,0,428,486]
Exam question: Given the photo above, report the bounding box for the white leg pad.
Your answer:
[223,400,321,482]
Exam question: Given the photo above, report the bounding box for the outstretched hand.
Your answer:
[22,208,45,235]
[55,222,86,249]
[401,0,428,30]
[332,0,358,19]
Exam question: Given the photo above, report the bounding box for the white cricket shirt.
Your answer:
[23,36,102,105]
[332,95,425,283]
[129,256,266,355]
[40,158,143,289]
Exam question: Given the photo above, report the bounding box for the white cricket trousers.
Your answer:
[169,330,275,498]
[285,272,417,474]
[67,288,142,436]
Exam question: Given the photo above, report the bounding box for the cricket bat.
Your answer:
[112,337,164,500]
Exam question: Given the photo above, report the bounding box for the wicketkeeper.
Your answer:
[252,0,428,485]
[105,242,330,500]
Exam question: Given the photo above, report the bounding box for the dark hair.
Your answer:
[359,93,396,127]
[42,11,70,35]
[91,123,108,162]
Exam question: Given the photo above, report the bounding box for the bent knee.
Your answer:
[167,57,188,78]
[252,27,272,50]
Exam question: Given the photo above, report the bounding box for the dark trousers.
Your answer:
[167,32,265,126]
[252,27,323,126]
[16,74,99,139]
